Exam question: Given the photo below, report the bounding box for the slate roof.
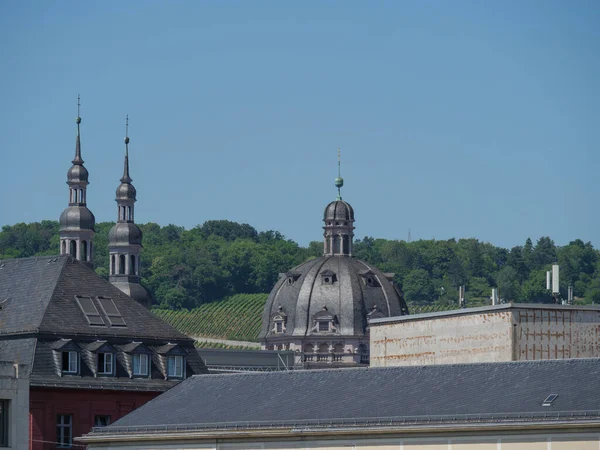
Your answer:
[0,255,186,339]
[0,255,208,390]
[96,358,600,434]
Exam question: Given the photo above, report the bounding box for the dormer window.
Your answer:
[62,351,78,374]
[271,306,287,335]
[284,271,301,286]
[311,306,338,334]
[167,355,184,378]
[360,271,380,287]
[133,354,149,376]
[320,270,337,285]
[97,352,114,375]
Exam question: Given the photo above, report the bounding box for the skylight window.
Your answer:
[75,296,105,326]
[97,297,126,327]
[542,394,558,406]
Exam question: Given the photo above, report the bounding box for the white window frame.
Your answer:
[56,414,73,447]
[97,352,114,375]
[167,355,184,378]
[62,351,78,374]
[133,353,149,376]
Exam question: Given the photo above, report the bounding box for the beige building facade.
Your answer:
[80,430,600,450]
[370,303,600,367]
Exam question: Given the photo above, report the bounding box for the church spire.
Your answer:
[108,116,152,308]
[73,94,83,164]
[59,95,96,266]
[121,115,132,183]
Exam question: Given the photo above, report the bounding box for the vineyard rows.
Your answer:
[153,295,458,343]
[152,293,268,342]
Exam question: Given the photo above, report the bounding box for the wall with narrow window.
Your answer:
[0,362,29,450]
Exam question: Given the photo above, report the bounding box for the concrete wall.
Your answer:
[514,308,600,360]
[0,362,29,450]
[370,310,514,367]
[83,432,600,450]
[370,305,600,368]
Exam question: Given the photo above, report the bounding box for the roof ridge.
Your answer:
[189,357,600,380]
[0,254,64,264]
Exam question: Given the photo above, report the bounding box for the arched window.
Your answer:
[61,240,66,254]
[343,235,349,255]
[130,255,136,275]
[111,255,115,275]
[333,235,340,254]
[69,240,76,257]
[119,255,126,274]
[81,241,87,261]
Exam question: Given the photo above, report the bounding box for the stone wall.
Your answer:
[370,304,600,367]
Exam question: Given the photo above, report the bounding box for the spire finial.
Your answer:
[121,115,132,183]
[334,148,344,200]
[73,95,83,164]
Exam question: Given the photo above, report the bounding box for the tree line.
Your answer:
[1,220,599,309]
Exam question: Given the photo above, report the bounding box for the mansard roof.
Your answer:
[0,255,184,340]
[87,358,600,436]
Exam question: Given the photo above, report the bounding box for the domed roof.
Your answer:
[67,164,89,184]
[324,200,355,222]
[110,280,153,308]
[108,222,142,246]
[59,206,95,231]
[116,182,137,201]
[259,256,407,341]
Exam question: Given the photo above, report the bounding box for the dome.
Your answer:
[324,200,355,222]
[259,255,407,342]
[111,281,153,309]
[116,182,137,201]
[67,164,89,184]
[108,222,142,246]
[59,206,95,231]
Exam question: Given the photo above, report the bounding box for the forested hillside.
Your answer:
[1,220,599,309]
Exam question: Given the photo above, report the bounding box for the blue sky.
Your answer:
[1,1,598,249]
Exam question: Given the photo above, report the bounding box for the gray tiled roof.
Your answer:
[102,358,600,433]
[0,255,208,390]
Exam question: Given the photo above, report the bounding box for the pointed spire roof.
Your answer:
[115,115,137,204]
[121,115,132,183]
[72,94,84,165]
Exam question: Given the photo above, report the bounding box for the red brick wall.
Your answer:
[29,388,158,450]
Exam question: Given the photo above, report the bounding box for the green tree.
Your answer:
[403,269,435,304]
